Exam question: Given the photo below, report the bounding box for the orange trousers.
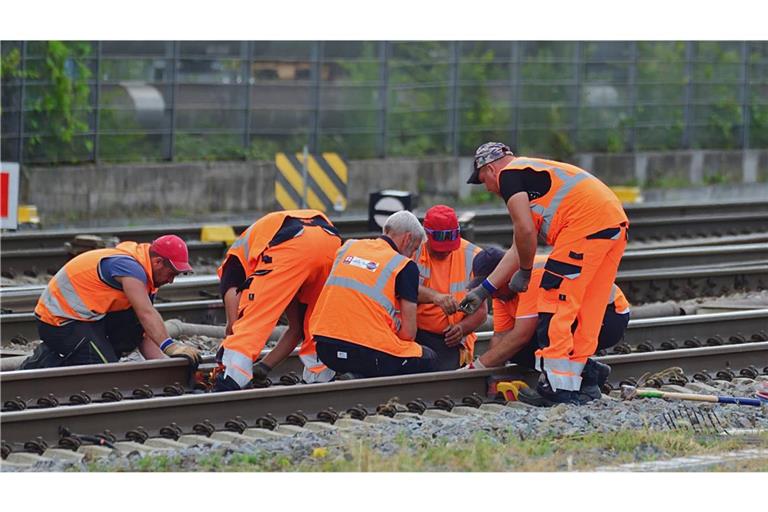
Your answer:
[534,224,628,391]
[220,226,340,388]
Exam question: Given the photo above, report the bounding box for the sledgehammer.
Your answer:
[620,385,763,407]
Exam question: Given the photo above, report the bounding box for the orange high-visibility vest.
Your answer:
[496,157,628,246]
[415,238,481,349]
[310,238,423,358]
[217,209,333,278]
[35,242,156,327]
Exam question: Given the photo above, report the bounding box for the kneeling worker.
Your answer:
[414,205,486,370]
[465,248,630,401]
[214,209,342,390]
[22,235,201,369]
[311,211,438,378]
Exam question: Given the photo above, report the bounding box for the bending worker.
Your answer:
[22,235,201,369]
[414,205,486,370]
[311,210,438,378]
[464,248,630,400]
[460,142,628,406]
[214,209,341,391]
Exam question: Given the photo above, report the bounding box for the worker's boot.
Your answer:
[579,359,611,400]
[18,343,64,370]
[518,373,587,407]
[211,374,243,393]
[335,372,364,381]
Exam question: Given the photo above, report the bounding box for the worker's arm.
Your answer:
[484,192,536,288]
[222,287,240,336]
[219,256,246,336]
[444,301,488,347]
[138,335,165,360]
[418,285,459,315]
[398,299,418,341]
[261,299,305,369]
[118,276,201,365]
[477,317,537,367]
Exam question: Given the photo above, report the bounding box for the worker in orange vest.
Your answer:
[213,210,342,391]
[22,235,201,369]
[460,142,629,406]
[462,248,630,399]
[414,205,486,370]
[311,211,438,378]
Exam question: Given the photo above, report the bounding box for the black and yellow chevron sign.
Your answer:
[275,152,348,212]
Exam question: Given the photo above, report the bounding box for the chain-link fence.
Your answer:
[2,41,767,165]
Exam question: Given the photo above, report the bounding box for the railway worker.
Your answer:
[462,248,630,400]
[311,210,439,378]
[21,235,201,369]
[213,209,342,391]
[413,205,486,370]
[459,142,629,406]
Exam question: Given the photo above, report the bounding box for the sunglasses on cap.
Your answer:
[425,227,460,241]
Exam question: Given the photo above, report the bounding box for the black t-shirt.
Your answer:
[379,236,419,303]
[499,168,552,203]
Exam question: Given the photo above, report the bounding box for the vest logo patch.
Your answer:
[343,255,379,272]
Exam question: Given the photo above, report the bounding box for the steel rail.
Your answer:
[2,342,765,447]
[3,309,767,405]
[3,242,767,314]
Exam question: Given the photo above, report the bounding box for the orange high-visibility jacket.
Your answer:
[414,238,481,349]
[217,209,333,278]
[310,238,423,358]
[496,157,628,246]
[35,242,156,327]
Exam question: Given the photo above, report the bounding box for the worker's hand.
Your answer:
[225,322,234,337]
[251,361,272,388]
[457,358,486,371]
[434,293,459,315]
[162,340,201,369]
[443,324,464,347]
[508,267,532,293]
[458,285,491,315]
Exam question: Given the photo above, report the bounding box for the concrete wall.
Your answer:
[20,149,768,225]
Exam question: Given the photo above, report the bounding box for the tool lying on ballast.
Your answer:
[621,385,764,407]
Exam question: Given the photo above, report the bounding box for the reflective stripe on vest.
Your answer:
[40,268,105,322]
[448,242,478,294]
[229,224,256,265]
[609,284,617,304]
[414,244,430,282]
[325,245,407,332]
[512,159,594,241]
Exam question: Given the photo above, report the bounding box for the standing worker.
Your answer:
[22,235,201,369]
[214,209,341,390]
[463,248,630,399]
[414,205,486,370]
[460,142,629,406]
[311,211,438,378]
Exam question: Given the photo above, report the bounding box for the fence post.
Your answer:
[682,41,694,149]
[17,41,27,164]
[93,41,101,163]
[628,41,638,152]
[377,41,389,158]
[448,41,460,156]
[573,41,582,150]
[309,41,322,153]
[168,41,179,161]
[510,41,521,151]
[740,41,750,150]
[242,41,254,155]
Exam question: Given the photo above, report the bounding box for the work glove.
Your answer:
[251,361,272,388]
[458,285,491,315]
[508,267,532,293]
[162,339,201,370]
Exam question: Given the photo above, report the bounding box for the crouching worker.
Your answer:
[22,235,201,369]
[213,210,342,391]
[311,211,438,378]
[464,248,630,401]
[414,205,486,370]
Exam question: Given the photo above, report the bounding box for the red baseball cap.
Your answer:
[150,235,193,273]
[424,205,461,252]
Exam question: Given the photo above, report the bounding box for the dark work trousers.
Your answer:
[20,309,144,369]
[509,308,630,369]
[415,329,460,371]
[315,336,438,378]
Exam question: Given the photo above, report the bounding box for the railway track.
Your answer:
[2,263,767,344]
[1,341,765,450]
[3,308,767,406]
[3,200,768,277]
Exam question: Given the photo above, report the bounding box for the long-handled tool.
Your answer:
[621,385,764,407]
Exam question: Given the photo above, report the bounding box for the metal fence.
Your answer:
[2,41,767,165]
